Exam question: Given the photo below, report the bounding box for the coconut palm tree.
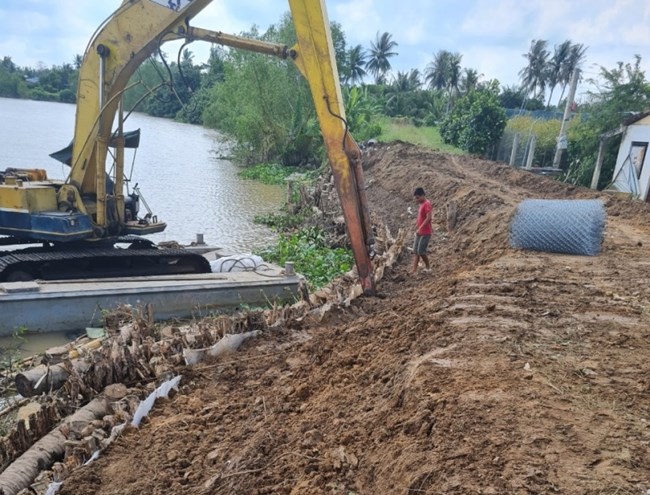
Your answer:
[346,44,367,85]
[460,68,481,94]
[407,68,422,90]
[425,50,452,90]
[519,39,549,100]
[385,69,423,117]
[425,50,462,113]
[365,32,398,84]
[73,54,83,70]
[425,51,462,93]
[557,43,587,103]
[546,40,571,107]
[447,53,462,95]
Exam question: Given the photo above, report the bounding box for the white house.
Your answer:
[610,113,650,201]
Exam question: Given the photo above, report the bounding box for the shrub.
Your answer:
[440,89,506,155]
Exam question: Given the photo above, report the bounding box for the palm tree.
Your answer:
[346,45,367,85]
[385,69,422,117]
[425,51,462,93]
[519,39,549,100]
[386,71,411,116]
[546,40,571,107]
[447,53,463,95]
[460,68,481,94]
[425,50,452,90]
[557,43,587,103]
[390,69,421,92]
[365,32,398,84]
[73,54,83,70]
[425,50,462,113]
[407,69,422,90]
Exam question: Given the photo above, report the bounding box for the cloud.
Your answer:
[462,44,525,87]
[1,0,649,91]
[333,0,382,43]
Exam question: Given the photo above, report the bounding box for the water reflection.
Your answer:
[0,97,284,251]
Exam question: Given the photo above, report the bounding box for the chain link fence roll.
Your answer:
[509,199,606,256]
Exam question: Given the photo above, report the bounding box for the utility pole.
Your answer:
[552,68,580,170]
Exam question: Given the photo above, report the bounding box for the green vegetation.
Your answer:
[440,83,507,155]
[255,210,311,230]
[3,13,647,190]
[0,55,78,103]
[377,116,463,153]
[202,20,322,166]
[238,163,296,185]
[565,56,650,187]
[258,227,353,289]
[343,86,383,142]
[506,116,562,168]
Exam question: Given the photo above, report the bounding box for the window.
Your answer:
[630,141,648,179]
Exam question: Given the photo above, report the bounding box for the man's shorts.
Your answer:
[413,234,431,255]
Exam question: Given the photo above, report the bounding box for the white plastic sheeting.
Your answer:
[183,331,261,366]
[210,254,266,273]
[132,375,182,427]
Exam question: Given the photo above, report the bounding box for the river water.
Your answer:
[0,97,285,359]
[0,97,284,249]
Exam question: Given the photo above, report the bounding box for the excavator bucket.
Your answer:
[289,0,376,295]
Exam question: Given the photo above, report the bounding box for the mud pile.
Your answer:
[59,143,650,494]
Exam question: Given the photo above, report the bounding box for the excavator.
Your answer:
[0,0,376,295]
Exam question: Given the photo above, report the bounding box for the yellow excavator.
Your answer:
[0,0,376,294]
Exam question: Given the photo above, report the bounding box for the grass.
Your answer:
[376,116,465,154]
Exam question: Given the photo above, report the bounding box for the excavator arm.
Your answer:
[68,0,376,294]
[288,0,376,295]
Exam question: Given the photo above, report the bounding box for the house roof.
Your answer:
[623,110,650,126]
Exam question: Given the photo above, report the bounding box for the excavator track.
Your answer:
[0,246,211,282]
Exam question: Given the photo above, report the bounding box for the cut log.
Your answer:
[0,398,29,419]
[0,403,59,473]
[14,361,90,397]
[0,397,109,495]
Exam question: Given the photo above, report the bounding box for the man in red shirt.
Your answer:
[411,187,433,275]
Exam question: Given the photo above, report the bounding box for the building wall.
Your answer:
[612,122,650,200]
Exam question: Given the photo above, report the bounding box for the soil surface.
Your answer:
[61,143,650,494]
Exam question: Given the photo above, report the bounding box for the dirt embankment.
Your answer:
[60,143,650,495]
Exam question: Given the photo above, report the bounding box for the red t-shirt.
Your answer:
[417,199,433,235]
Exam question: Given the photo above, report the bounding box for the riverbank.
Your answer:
[4,142,650,494]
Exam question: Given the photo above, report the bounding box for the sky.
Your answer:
[1,0,649,103]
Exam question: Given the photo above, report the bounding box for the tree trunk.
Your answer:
[546,86,556,108]
[557,83,567,106]
[0,397,109,495]
[15,360,91,397]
